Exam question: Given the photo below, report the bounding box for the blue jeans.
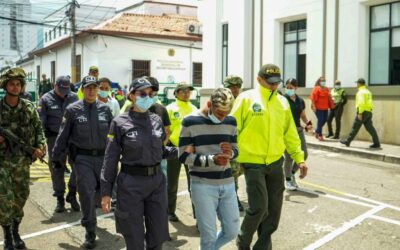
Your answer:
[315,109,328,136]
[160,159,167,179]
[191,180,240,250]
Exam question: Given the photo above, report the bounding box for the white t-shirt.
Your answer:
[100,97,120,117]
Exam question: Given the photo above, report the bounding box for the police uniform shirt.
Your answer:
[52,100,113,161]
[101,110,165,197]
[38,90,78,137]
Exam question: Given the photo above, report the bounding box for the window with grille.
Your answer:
[192,62,202,87]
[132,60,151,79]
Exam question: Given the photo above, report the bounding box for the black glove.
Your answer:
[52,161,63,169]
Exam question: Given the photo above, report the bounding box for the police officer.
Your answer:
[223,75,244,211]
[166,82,197,222]
[340,78,380,148]
[0,68,46,250]
[231,64,308,250]
[101,78,172,250]
[327,80,347,139]
[38,76,80,213]
[52,75,113,249]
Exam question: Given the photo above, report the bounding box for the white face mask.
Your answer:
[320,81,326,87]
[208,110,222,124]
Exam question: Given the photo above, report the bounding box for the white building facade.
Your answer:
[199,0,400,144]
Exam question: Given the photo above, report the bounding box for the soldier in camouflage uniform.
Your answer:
[0,68,46,250]
[223,75,244,211]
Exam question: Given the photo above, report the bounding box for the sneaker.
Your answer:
[285,177,298,191]
[340,139,350,147]
[168,213,179,222]
[369,143,381,149]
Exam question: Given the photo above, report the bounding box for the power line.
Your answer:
[0,15,202,53]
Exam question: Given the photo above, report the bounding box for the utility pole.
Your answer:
[68,0,79,83]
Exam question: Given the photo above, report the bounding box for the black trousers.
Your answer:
[327,104,344,137]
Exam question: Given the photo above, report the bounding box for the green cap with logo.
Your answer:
[174,82,194,94]
[258,64,283,84]
[0,67,26,89]
[223,75,243,88]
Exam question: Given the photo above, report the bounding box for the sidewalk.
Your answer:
[304,134,400,165]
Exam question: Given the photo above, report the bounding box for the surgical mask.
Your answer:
[152,96,159,103]
[208,110,222,124]
[320,81,326,87]
[334,85,341,90]
[98,90,109,98]
[135,96,155,112]
[285,88,295,97]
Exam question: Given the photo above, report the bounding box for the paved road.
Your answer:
[1,148,399,249]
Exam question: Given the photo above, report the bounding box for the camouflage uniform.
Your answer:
[0,68,46,226]
[223,75,244,191]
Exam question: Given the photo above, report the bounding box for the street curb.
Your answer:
[306,142,400,165]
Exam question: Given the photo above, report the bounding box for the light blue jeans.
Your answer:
[160,159,167,180]
[191,180,240,250]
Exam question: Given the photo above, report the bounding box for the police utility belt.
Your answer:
[121,164,161,177]
[76,147,105,156]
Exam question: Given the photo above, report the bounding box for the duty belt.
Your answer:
[76,147,105,156]
[121,164,161,176]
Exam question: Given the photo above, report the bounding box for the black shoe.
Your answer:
[333,135,340,139]
[168,213,179,222]
[12,221,26,249]
[2,225,14,250]
[54,196,66,213]
[340,139,350,147]
[82,231,96,249]
[237,199,244,212]
[327,134,334,138]
[369,143,381,149]
[66,192,80,212]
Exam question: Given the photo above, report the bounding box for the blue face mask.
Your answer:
[285,88,295,97]
[135,96,155,112]
[152,96,159,103]
[208,110,222,124]
[98,90,109,98]
[320,81,326,87]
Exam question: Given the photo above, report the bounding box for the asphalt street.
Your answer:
[1,148,399,250]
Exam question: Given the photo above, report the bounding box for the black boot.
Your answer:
[12,221,25,249]
[54,196,66,213]
[2,225,14,250]
[65,192,80,212]
[82,231,96,249]
[237,196,244,212]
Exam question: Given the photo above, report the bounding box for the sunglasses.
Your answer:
[133,91,155,98]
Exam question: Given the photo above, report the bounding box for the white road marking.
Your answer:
[303,205,386,250]
[344,193,400,212]
[308,206,318,214]
[370,215,400,226]
[0,213,114,246]
[298,188,376,208]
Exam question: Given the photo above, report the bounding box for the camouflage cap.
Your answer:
[0,67,26,88]
[174,82,194,94]
[210,88,235,111]
[223,75,243,88]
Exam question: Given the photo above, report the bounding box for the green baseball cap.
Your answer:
[174,82,194,93]
[223,75,243,88]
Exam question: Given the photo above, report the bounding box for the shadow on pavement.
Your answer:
[285,188,320,204]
